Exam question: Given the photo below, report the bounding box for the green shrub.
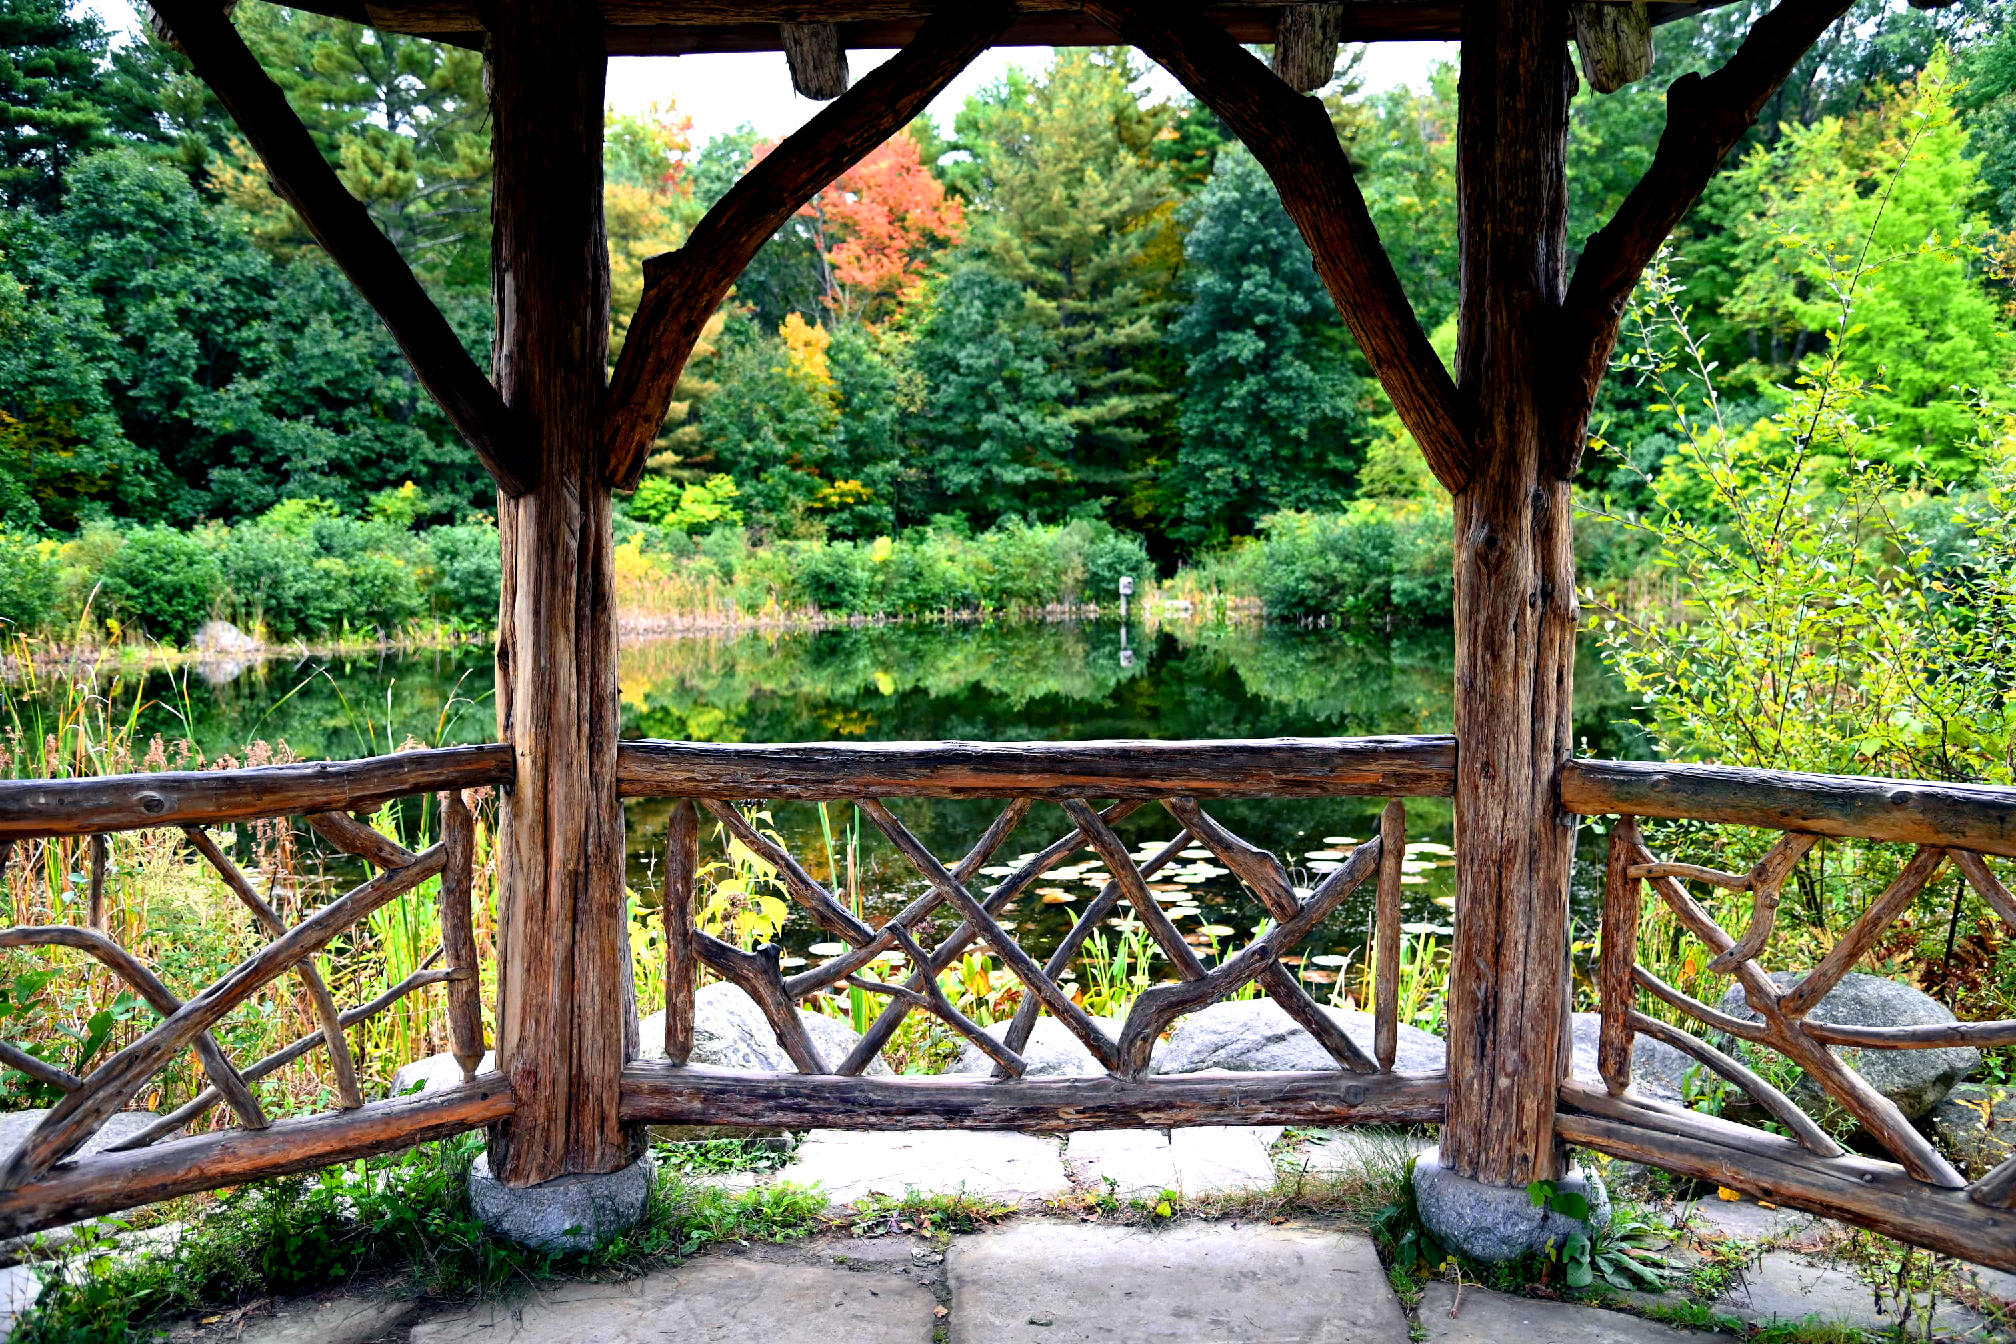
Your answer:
[0,535,59,634]
[788,539,873,613]
[97,525,221,643]
[1254,504,1453,625]
[424,522,502,627]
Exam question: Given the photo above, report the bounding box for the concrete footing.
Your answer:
[1411,1147,1610,1263]
[467,1152,655,1253]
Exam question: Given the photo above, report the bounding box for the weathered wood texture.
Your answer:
[1271,2,1344,90]
[269,0,1717,56]
[0,1075,512,1243]
[780,21,847,98]
[437,791,486,1080]
[605,5,1010,487]
[1554,0,1860,468]
[618,736,1456,800]
[1439,0,1578,1189]
[1557,1082,2016,1272]
[487,0,635,1187]
[1375,799,1405,1072]
[1569,0,1654,91]
[1597,822,1638,1095]
[662,799,700,1067]
[1082,1,1469,493]
[145,0,531,495]
[622,1062,1446,1133]
[0,746,511,839]
[0,845,444,1189]
[1562,760,2016,858]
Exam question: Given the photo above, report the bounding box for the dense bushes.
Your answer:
[0,502,502,646]
[1250,504,1456,625]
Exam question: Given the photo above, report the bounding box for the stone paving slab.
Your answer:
[1419,1282,1704,1343]
[407,1258,936,1344]
[944,1220,1406,1343]
[786,1129,1067,1205]
[1712,1252,1995,1339]
[1063,1126,1281,1197]
[211,1294,417,1344]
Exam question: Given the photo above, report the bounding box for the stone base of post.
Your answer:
[468,1151,655,1252]
[1411,1147,1610,1263]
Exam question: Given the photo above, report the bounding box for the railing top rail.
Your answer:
[615,735,1458,800]
[0,745,513,840]
[1562,758,2016,858]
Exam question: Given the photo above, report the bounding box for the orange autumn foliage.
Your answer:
[792,130,964,321]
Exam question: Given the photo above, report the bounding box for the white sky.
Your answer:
[81,0,1453,147]
[606,41,1456,144]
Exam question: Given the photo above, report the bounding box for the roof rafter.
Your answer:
[149,0,536,497]
[603,2,1013,488]
[1082,0,1472,494]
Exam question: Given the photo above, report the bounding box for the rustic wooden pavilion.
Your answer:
[0,0,2010,1268]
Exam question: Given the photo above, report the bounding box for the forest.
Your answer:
[0,0,2012,641]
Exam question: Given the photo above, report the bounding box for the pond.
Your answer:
[55,619,1656,1002]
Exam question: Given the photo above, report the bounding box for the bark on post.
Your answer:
[1440,0,1579,1188]
[487,0,638,1185]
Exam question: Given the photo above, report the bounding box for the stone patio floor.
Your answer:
[4,1126,2010,1343]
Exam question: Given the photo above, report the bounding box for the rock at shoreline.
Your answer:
[1150,998,1447,1075]
[1714,971,1978,1119]
[637,981,893,1076]
[947,1015,1126,1078]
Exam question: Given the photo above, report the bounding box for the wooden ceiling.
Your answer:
[269,0,1714,56]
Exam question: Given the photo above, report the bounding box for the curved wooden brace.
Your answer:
[307,811,417,871]
[1632,964,1773,1044]
[0,926,269,1140]
[693,931,827,1074]
[869,925,1025,1078]
[700,799,873,948]
[1972,1151,2016,1210]
[1780,847,1945,1018]
[108,961,457,1152]
[606,3,1014,486]
[0,1041,81,1095]
[1153,797,1377,1074]
[0,844,444,1191]
[1627,1009,1841,1157]
[1707,832,1818,974]
[993,828,1192,1079]
[857,800,1121,1074]
[1116,837,1384,1078]
[1080,0,1469,493]
[435,792,486,1080]
[1954,850,2016,929]
[183,827,363,1110]
[834,801,1137,1074]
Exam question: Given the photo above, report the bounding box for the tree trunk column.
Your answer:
[488,0,637,1185]
[1441,0,1579,1188]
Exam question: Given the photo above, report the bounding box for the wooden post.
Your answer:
[486,0,638,1185]
[1440,0,1578,1188]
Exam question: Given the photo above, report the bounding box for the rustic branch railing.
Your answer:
[1565,759,2016,1268]
[2,743,2012,1269]
[0,756,505,1238]
[629,736,1452,1139]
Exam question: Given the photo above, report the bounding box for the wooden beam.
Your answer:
[1570,0,1654,93]
[621,1062,1447,1132]
[1272,3,1346,91]
[604,4,1011,488]
[1553,0,1858,474]
[0,1075,511,1243]
[1560,760,2016,858]
[1557,1081,2016,1272]
[1438,0,1579,1190]
[0,745,511,840]
[781,22,848,98]
[486,0,637,1188]
[147,0,534,497]
[617,735,1457,800]
[1082,0,1471,494]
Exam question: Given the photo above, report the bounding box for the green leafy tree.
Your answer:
[1164,146,1369,546]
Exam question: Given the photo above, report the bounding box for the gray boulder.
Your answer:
[1413,1148,1611,1263]
[1714,971,1979,1119]
[1150,998,1446,1075]
[192,619,258,654]
[637,981,892,1076]
[1927,1082,2016,1178]
[948,1014,1126,1077]
[389,1050,492,1097]
[0,1109,156,1163]
[1567,1010,1693,1104]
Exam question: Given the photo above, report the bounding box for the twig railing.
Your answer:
[0,748,509,1238]
[1563,758,2016,1268]
[629,735,1454,1132]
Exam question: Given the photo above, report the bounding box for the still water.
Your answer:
[106,620,1653,977]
